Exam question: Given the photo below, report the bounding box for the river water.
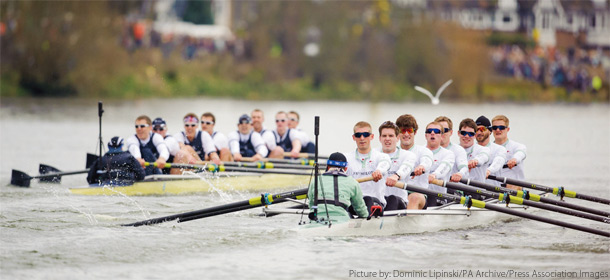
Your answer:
[1,98,609,279]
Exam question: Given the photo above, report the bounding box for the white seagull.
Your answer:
[414,79,453,105]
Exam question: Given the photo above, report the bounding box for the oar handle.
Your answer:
[357,176,374,183]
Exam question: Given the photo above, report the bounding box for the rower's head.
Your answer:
[475,115,491,144]
[152,117,167,137]
[108,136,124,153]
[353,121,374,152]
[491,115,510,144]
[378,121,399,154]
[183,113,199,138]
[287,111,299,129]
[326,152,348,172]
[275,111,288,133]
[200,112,216,134]
[424,121,444,150]
[135,115,152,140]
[458,118,477,149]
[237,114,252,134]
[396,114,418,149]
[251,109,265,132]
[434,116,453,148]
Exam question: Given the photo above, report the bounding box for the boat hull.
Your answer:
[70,173,311,196]
[297,203,529,237]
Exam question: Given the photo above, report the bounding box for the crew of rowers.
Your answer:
[308,114,527,222]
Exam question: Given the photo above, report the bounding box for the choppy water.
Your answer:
[1,98,609,279]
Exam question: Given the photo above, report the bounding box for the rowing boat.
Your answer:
[263,201,531,237]
[69,172,312,196]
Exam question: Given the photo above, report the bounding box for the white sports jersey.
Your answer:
[484,142,507,186]
[463,144,490,183]
[163,135,181,157]
[227,130,269,157]
[210,131,229,150]
[377,147,416,203]
[173,130,217,157]
[346,149,391,206]
[498,139,527,180]
[446,142,469,178]
[428,147,455,194]
[406,145,433,189]
[126,132,170,161]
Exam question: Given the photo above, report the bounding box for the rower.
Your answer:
[424,121,455,206]
[173,113,221,165]
[125,115,169,175]
[346,121,391,215]
[287,110,316,154]
[308,152,368,222]
[227,114,269,161]
[453,118,491,199]
[376,121,416,211]
[395,114,433,210]
[200,112,232,161]
[87,136,145,185]
[435,116,469,195]
[251,109,283,158]
[492,114,527,190]
[152,117,190,174]
[272,111,303,158]
[474,115,507,187]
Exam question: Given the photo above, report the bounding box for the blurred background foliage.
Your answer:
[1,0,607,102]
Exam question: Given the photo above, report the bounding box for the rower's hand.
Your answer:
[413,165,425,177]
[233,153,243,162]
[485,169,491,178]
[251,154,263,161]
[468,159,478,170]
[210,153,221,165]
[372,170,383,182]
[385,174,399,186]
[290,149,300,158]
[450,173,462,182]
[137,158,146,168]
[155,158,167,169]
[507,158,517,169]
[428,174,436,183]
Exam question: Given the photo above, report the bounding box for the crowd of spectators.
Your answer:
[490,45,607,93]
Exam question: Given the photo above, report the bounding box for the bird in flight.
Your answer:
[414,79,453,105]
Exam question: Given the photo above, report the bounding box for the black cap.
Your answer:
[475,116,491,129]
[238,114,251,124]
[152,117,166,126]
[327,152,348,167]
[108,136,124,152]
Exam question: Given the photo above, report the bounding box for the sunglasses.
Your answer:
[288,118,298,122]
[425,128,441,134]
[443,128,451,133]
[153,126,165,131]
[477,126,487,132]
[491,125,507,131]
[353,132,371,138]
[135,124,149,129]
[400,127,414,134]
[184,124,197,127]
[201,121,214,125]
[459,130,475,137]
[276,119,286,123]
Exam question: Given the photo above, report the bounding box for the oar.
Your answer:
[488,175,610,205]
[38,164,62,183]
[459,178,610,218]
[145,162,313,176]
[86,153,99,168]
[431,180,609,224]
[122,188,309,227]
[394,182,610,238]
[196,161,316,170]
[242,157,324,166]
[11,168,89,187]
[282,152,329,159]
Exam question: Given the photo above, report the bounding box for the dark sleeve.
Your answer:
[130,156,146,181]
[86,160,99,184]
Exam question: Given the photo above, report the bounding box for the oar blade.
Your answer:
[38,164,62,183]
[10,170,32,187]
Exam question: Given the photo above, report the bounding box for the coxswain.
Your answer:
[87,137,145,185]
